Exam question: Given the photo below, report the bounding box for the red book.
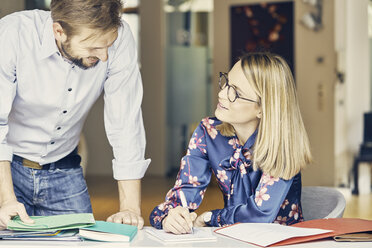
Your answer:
[270,218,372,247]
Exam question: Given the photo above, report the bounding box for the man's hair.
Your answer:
[50,0,123,37]
[217,52,312,179]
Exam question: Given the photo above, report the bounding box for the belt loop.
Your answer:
[48,162,56,170]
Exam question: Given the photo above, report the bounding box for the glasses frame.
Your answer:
[219,72,258,103]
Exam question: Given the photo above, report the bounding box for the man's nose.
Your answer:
[96,49,108,62]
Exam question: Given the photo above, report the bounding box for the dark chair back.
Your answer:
[363,112,372,144]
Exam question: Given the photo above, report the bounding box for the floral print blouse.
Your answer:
[150,117,303,228]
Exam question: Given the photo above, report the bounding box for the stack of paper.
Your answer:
[0,229,81,241]
[1,213,95,242]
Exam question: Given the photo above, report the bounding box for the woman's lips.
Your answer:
[218,102,228,110]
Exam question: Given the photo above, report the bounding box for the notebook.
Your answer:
[145,227,217,243]
[7,213,95,232]
[78,221,137,242]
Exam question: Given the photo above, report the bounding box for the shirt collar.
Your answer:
[38,15,59,60]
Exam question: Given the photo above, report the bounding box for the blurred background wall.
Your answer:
[1,0,371,189]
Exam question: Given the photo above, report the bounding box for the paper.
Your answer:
[7,213,95,232]
[79,221,137,242]
[334,232,372,242]
[214,223,332,247]
[145,227,217,242]
[0,229,81,241]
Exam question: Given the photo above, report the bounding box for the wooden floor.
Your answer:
[86,175,372,226]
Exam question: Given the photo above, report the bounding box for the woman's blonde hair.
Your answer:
[50,0,123,37]
[217,53,312,179]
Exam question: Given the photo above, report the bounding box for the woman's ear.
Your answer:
[256,110,262,119]
[52,22,67,43]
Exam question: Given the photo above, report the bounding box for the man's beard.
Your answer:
[60,42,99,70]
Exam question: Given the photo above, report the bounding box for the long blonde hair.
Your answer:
[217,53,312,179]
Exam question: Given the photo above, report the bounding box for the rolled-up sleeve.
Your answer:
[0,17,18,161]
[104,21,150,180]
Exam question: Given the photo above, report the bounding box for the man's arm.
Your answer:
[0,161,33,230]
[0,161,17,205]
[106,179,144,229]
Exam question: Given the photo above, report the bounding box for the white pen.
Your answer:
[179,190,194,234]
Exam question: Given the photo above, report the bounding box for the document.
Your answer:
[145,227,217,242]
[214,223,332,247]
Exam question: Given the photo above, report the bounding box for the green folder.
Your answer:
[7,213,95,232]
[79,221,138,242]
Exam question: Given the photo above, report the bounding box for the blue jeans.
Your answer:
[10,156,92,216]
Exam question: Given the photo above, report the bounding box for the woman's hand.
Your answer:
[193,211,210,227]
[162,206,197,234]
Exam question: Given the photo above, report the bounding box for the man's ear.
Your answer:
[52,22,67,43]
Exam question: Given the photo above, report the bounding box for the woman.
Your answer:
[149,53,312,234]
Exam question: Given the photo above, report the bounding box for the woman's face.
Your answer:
[215,60,261,132]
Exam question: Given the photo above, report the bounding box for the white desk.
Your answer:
[0,227,371,248]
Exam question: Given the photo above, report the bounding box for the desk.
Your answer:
[0,227,371,248]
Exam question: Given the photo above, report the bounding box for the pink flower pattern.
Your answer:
[289,204,299,220]
[202,118,218,139]
[217,170,228,182]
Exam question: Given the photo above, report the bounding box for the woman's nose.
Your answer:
[218,86,228,99]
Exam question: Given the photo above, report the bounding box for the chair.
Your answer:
[352,112,372,195]
[301,186,346,220]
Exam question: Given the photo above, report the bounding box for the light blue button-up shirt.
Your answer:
[0,10,150,180]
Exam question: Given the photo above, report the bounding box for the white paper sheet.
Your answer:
[145,227,217,243]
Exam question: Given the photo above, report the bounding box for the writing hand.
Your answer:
[162,206,197,234]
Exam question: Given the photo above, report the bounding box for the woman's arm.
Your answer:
[149,123,212,230]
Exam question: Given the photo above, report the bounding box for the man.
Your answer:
[0,0,150,230]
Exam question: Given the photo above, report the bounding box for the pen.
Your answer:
[179,190,194,234]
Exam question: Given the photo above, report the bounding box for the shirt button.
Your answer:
[51,141,55,145]
[68,88,72,92]
[63,110,67,114]
[57,127,61,130]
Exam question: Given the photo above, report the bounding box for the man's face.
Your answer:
[60,28,118,70]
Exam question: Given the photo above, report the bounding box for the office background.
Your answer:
[1,0,371,224]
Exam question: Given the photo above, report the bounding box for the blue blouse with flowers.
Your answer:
[149,117,303,228]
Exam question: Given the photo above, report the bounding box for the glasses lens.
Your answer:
[227,86,237,102]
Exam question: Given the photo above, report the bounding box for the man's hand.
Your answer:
[0,200,34,230]
[162,206,197,234]
[106,210,144,229]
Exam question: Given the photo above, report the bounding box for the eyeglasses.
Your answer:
[219,72,258,103]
